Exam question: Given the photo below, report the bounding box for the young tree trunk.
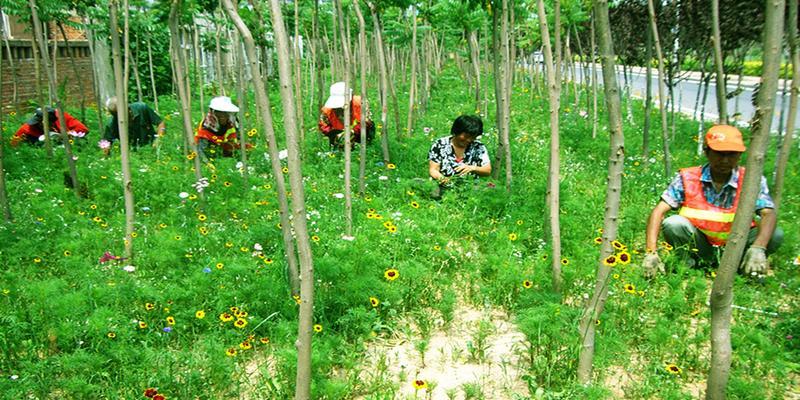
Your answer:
[697,62,712,156]
[500,0,512,191]
[56,22,87,120]
[220,0,300,298]
[693,56,707,121]
[643,26,653,156]
[29,23,53,158]
[646,0,672,177]
[386,44,402,138]
[468,30,481,112]
[85,23,106,136]
[591,15,598,139]
[353,0,369,196]
[146,31,159,113]
[334,0,354,237]
[405,7,418,136]
[109,0,136,260]
[554,0,562,86]
[169,0,205,194]
[772,0,798,213]
[313,0,325,111]
[193,27,204,116]
[711,0,728,124]
[215,15,225,96]
[293,0,305,143]
[1,26,21,115]
[490,1,505,180]
[577,1,626,383]
[30,0,79,196]
[234,33,249,187]
[0,11,12,222]
[262,2,317,399]
[537,0,562,295]
[707,2,784,397]
[368,2,391,164]
[131,32,144,102]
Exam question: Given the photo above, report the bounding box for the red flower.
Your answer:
[99,251,125,263]
[153,395,166,400]
[144,388,158,398]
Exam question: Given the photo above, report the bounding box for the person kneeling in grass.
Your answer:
[643,124,783,278]
[195,96,245,162]
[103,97,165,155]
[12,107,89,146]
[427,115,492,198]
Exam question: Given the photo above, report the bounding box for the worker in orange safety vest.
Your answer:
[318,81,374,148]
[643,125,783,278]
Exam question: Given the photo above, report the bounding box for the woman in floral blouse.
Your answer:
[428,115,492,187]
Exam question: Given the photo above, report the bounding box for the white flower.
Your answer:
[67,130,86,138]
[341,235,355,241]
[333,193,344,199]
[378,176,389,181]
[236,161,244,169]
[179,192,190,199]
[253,243,263,251]
[648,157,656,164]
[98,139,111,149]
[34,188,43,193]
[10,375,18,380]
[123,265,136,272]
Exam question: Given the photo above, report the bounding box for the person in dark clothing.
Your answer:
[103,97,165,154]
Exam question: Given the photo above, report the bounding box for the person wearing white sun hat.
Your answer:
[195,96,246,161]
[318,81,374,148]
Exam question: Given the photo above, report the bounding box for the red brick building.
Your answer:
[1,11,97,113]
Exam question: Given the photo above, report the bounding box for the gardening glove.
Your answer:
[643,252,665,279]
[741,246,767,275]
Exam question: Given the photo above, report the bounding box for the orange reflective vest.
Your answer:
[677,166,755,246]
[319,96,362,133]
[195,121,237,145]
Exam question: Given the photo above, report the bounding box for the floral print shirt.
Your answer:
[428,136,490,177]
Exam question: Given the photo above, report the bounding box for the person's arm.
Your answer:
[63,112,89,134]
[429,160,445,181]
[156,121,166,137]
[319,113,333,135]
[753,208,777,248]
[646,201,673,252]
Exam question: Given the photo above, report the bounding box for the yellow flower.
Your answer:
[624,283,636,294]
[260,337,270,344]
[198,214,207,222]
[188,194,198,200]
[174,235,182,241]
[613,273,620,280]
[230,306,240,313]
[293,294,302,305]
[263,258,273,265]
[235,310,248,318]
[240,341,252,350]
[158,223,167,229]
[107,332,116,339]
[234,318,248,329]
[247,128,257,137]
[90,204,97,210]
[406,190,415,196]
[138,321,148,329]
[369,297,380,307]
[594,237,603,245]
[611,240,626,250]
[63,250,72,257]
[171,166,179,171]
[225,348,237,357]
[313,324,323,332]
[603,255,617,267]
[281,166,289,173]
[225,242,234,248]
[216,262,224,269]
[145,303,155,311]
[508,233,518,241]
[240,247,249,252]
[386,163,396,170]
[187,152,196,160]
[522,280,533,289]
[560,258,569,266]
[388,225,398,233]
[617,251,631,264]
[166,316,175,325]
[311,235,320,243]
[219,313,234,322]
[410,201,420,209]
[433,245,441,251]
[195,310,206,319]
[223,181,232,188]
[364,195,373,202]
[665,364,682,375]
[33,257,42,263]
[384,268,399,281]
[412,379,428,390]
[199,226,209,235]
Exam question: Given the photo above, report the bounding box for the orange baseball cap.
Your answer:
[705,125,746,152]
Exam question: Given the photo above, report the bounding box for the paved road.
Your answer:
[565,63,796,133]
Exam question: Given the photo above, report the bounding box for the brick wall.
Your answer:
[1,40,97,114]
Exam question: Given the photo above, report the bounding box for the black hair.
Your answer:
[450,115,483,138]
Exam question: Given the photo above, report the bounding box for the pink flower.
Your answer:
[98,139,111,150]
[99,251,125,263]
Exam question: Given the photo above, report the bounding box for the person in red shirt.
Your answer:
[11,107,89,146]
[194,96,243,162]
[318,81,374,148]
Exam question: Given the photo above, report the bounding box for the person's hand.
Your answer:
[643,252,665,279]
[741,246,767,275]
[454,164,475,177]
[437,176,450,186]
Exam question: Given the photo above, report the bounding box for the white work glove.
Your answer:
[741,246,767,275]
[643,252,665,279]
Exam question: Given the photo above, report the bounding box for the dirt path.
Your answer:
[357,300,530,399]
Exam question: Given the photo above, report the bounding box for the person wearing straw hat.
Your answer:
[643,125,783,278]
[12,106,89,146]
[318,81,374,148]
[195,96,243,162]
